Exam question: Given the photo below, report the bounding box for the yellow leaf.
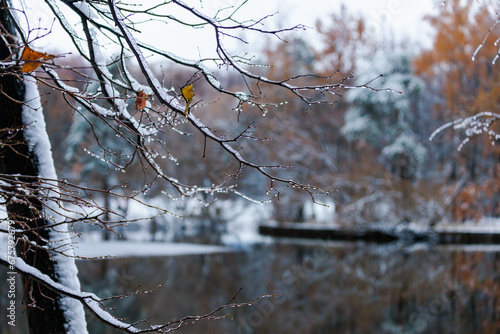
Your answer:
[181,83,194,116]
[21,46,56,73]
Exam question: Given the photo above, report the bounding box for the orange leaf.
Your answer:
[21,46,56,73]
[134,90,148,110]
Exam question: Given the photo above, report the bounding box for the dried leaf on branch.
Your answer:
[21,46,56,73]
[134,90,148,110]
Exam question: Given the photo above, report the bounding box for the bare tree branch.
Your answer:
[0,252,273,333]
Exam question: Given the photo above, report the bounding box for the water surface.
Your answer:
[73,240,500,334]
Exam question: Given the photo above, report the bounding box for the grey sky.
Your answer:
[23,0,441,60]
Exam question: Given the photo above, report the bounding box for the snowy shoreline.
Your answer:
[72,241,235,259]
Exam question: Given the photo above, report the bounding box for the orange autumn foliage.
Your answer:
[414,0,500,118]
[21,46,56,73]
[414,0,500,221]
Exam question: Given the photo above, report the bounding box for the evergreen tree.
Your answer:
[341,48,427,179]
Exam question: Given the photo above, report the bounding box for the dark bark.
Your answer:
[102,177,111,241]
[0,2,69,333]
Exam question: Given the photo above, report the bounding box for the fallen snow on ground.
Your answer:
[436,217,500,233]
[72,241,234,259]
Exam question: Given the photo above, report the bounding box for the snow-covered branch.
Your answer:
[0,1,363,330]
[430,111,500,150]
[0,252,273,333]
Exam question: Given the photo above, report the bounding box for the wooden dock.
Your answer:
[259,224,500,244]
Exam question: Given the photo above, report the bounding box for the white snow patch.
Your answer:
[437,217,500,233]
[73,241,234,258]
[22,77,88,334]
[22,77,58,180]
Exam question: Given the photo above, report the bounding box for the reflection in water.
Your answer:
[75,241,500,334]
[1,241,499,333]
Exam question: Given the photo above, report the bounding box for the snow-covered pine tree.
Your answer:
[341,48,427,179]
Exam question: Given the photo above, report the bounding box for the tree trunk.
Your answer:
[0,2,87,333]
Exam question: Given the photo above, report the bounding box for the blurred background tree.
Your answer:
[415,0,500,221]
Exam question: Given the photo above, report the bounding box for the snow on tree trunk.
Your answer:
[24,77,88,334]
[0,1,88,333]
